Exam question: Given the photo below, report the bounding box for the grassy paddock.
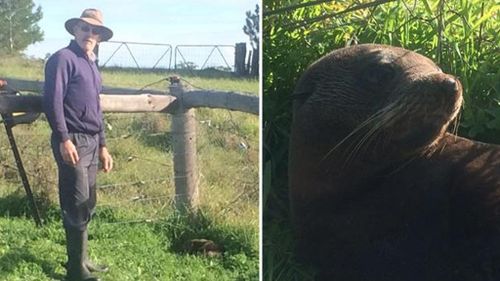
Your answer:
[0,55,259,280]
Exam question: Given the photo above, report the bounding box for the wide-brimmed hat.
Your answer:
[65,8,113,41]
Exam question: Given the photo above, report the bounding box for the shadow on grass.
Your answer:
[126,114,173,153]
[159,210,255,254]
[0,192,60,223]
[0,246,65,280]
[137,131,173,153]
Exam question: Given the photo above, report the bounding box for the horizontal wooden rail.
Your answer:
[183,90,258,115]
[0,94,178,114]
[100,94,177,113]
[0,78,259,115]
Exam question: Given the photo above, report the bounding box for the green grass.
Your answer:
[0,54,259,280]
[0,205,258,281]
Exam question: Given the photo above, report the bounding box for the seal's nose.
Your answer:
[442,77,459,94]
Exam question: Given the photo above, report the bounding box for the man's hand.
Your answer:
[60,139,79,166]
[99,146,113,173]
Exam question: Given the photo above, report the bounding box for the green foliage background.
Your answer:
[0,0,43,54]
[263,0,499,280]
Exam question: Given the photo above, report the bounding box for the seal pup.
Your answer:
[289,44,500,281]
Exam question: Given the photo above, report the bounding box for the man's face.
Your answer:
[73,22,101,55]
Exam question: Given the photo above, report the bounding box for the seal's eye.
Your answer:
[363,64,395,85]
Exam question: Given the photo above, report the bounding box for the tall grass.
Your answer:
[0,53,259,280]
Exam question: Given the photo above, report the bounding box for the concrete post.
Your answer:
[169,77,199,211]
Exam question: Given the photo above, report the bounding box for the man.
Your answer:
[43,8,113,281]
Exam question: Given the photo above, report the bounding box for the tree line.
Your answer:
[0,0,43,54]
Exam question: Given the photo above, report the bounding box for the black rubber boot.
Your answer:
[82,229,109,273]
[65,228,100,281]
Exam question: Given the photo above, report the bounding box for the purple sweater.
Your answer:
[43,40,106,147]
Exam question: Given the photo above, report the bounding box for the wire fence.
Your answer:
[0,80,258,226]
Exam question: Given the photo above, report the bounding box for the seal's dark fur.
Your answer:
[289,44,500,280]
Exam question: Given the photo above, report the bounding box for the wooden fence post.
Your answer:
[234,42,247,76]
[169,78,199,211]
[250,47,259,77]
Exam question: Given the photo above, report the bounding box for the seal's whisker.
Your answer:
[340,101,410,167]
[333,102,405,168]
[322,116,376,159]
[322,107,390,161]
[451,110,462,137]
[322,99,409,172]
[352,102,401,137]
[322,116,379,169]
[343,123,382,167]
[351,111,393,152]
[344,128,375,164]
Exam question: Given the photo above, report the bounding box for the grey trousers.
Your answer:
[51,133,99,231]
